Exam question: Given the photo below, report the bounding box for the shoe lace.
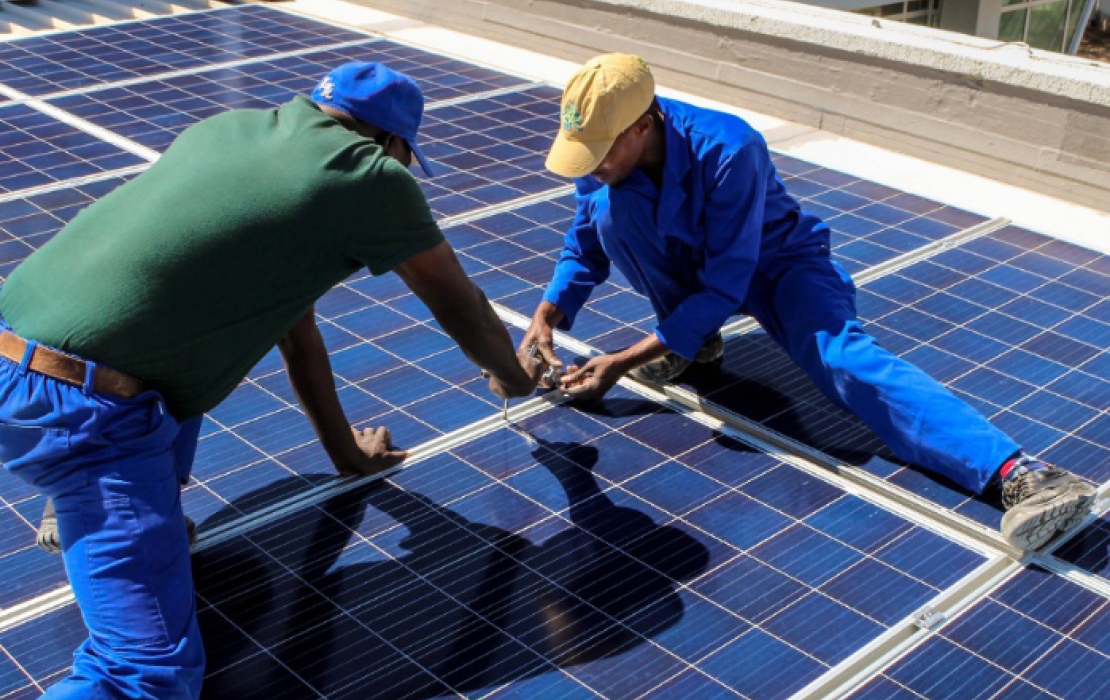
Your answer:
[1002,469,1037,509]
[1001,458,1058,509]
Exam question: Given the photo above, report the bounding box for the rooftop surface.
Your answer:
[0,3,1109,700]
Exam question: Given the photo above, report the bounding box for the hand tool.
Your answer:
[482,345,564,422]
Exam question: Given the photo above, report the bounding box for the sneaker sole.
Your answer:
[1001,484,1096,552]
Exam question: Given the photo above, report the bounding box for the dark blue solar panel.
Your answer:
[846,566,1110,700]
[672,225,1110,529]
[415,86,567,216]
[0,5,367,100]
[4,11,1106,700]
[0,104,146,194]
[0,393,986,700]
[1056,513,1110,585]
[0,174,137,279]
[49,84,562,219]
[47,40,528,152]
[440,198,660,351]
[186,291,528,510]
[772,154,990,275]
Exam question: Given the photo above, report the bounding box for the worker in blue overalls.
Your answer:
[519,54,1095,552]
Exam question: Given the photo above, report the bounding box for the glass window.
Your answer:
[1066,0,1085,49]
[854,0,942,25]
[999,8,1028,40]
[1027,0,1069,50]
[1002,0,1026,8]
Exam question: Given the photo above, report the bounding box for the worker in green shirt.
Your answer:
[0,62,537,700]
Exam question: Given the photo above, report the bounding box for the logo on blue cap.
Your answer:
[311,62,436,178]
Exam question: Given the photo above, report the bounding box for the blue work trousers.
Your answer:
[599,184,1019,494]
[0,332,205,700]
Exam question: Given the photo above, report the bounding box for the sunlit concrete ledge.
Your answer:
[343,0,1110,215]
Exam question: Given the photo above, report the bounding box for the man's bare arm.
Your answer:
[278,309,407,475]
[395,241,537,397]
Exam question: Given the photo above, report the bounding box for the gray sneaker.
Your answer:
[37,498,197,555]
[630,333,724,384]
[1000,459,1095,552]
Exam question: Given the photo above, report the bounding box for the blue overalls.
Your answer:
[543,97,1019,494]
[0,318,205,700]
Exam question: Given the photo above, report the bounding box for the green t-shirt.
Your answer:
[0,97,444,419]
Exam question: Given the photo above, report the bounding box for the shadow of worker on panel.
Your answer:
[192,436,711,700]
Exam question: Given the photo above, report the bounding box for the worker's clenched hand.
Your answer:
[340,426,408,476]
[521,303,564,388]
[488,344,544,399]
[560,354,629,401]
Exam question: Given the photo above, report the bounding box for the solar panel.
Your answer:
[670,224,1110,529]
[0,104,146,193]
[0,5,368,100]
[2,7,1109,700]
[771,154,990,275]
[844,565,1110,700]
[1056,514,1110,584]
[46,40,530,152]
[45,83,561,219]
[0,392,988,700]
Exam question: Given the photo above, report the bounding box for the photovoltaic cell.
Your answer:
[845,566,1110,700]
[0,393,987,700]
[46,40,529,152]
[49,84,562,219]
[3,8,1107,700]
[443,197,660,352]
[0,5,367,100]
[771,154,989,275]
[0,104,145,194]
[416,86,566,216]
[183,280,528,516]
[1056,513,1110,586]
[673,224,1110,529]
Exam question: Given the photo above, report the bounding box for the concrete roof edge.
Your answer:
[592,0,1110,106]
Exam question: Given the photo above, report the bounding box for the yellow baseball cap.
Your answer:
[545,54,656,179]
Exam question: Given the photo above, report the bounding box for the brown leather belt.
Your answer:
[0,330,145,399]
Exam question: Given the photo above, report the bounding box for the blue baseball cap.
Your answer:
[311,61,436,177]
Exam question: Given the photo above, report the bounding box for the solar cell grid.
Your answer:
[439,198,661,352]
[0,394,987,700]
[417,86,566,216]
[672,224,1110,530]
[0,104,146,194]
[0,5,368,100]
[845,566,1110,700]
[184,295,529,513]
[771,154,990,275]
[2,8,1108,700]
[46,41,529,153]
[1056,513,1110,586]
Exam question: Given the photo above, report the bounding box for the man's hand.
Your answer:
[521,301,565,388]
[560,354,630,401]
[488,344,544,399]
[336,426,408,476]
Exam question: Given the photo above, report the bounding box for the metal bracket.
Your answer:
[914,607,948,631]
